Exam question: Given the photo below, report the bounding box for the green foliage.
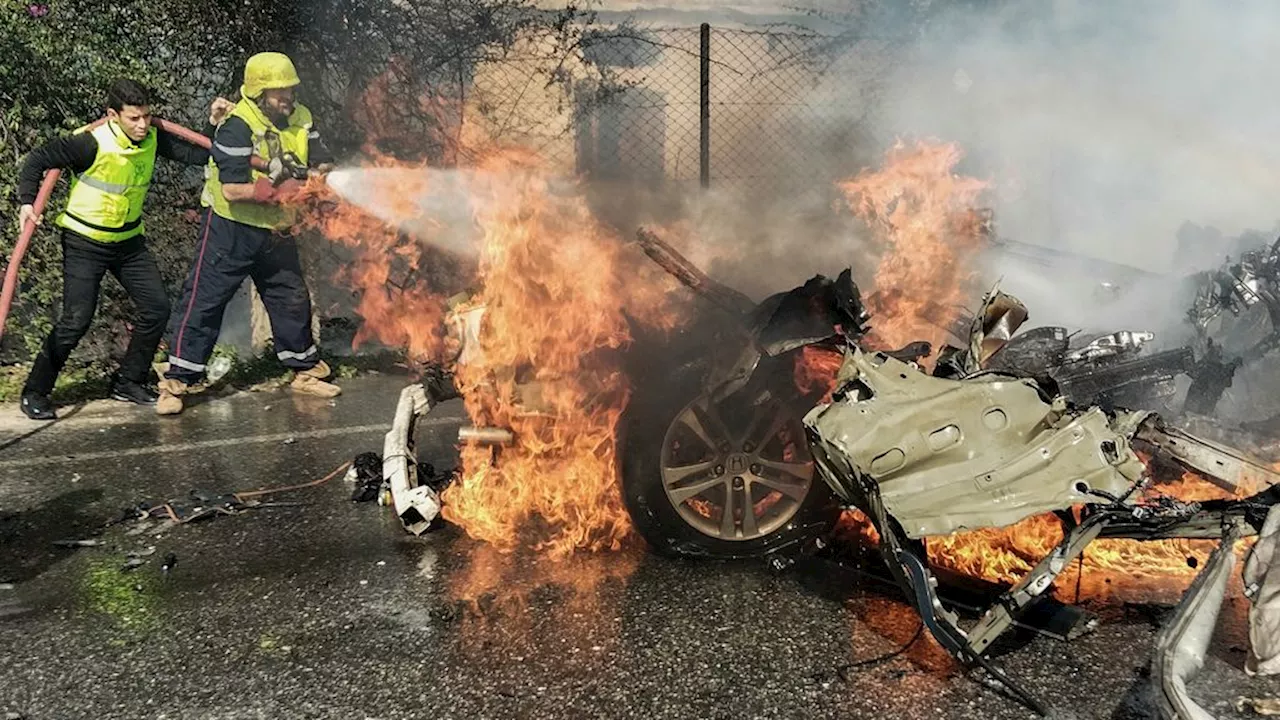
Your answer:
[0,361,111,403]
[0,0,597,394]
[0,1,231,367]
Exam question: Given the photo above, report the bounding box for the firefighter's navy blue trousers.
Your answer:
[164,209,319,384]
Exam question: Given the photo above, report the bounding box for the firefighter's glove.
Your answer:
[267,157,288,185]
[252,177,280,203]
[251,177,304,204]
[275,178,304,204]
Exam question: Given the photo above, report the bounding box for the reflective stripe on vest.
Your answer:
[56,122,156,243]
[203,98,312,230]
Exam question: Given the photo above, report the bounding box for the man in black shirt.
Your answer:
[14,78,230,420]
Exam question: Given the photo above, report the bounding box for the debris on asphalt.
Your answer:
[1237,697,1280,716]
[419,462,454,494]
[348,451,384,503]
[382,384,444,534]
[207,355,233,384]
[109,461,351,533]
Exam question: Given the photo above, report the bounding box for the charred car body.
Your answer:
[1189,236,1280,365]
[380,228,1280,717]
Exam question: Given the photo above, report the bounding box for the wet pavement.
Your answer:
[0,373,1277,719]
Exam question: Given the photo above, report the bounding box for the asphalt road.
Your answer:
[0,374,1276,719]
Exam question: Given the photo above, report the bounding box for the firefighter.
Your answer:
[158,52,340,415]
[14,78,232,421]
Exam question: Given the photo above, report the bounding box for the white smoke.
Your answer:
[862,0,1280,331]
[325,166,484,258]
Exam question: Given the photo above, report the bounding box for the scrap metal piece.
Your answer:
[1237,697,1280,715]
[968,284,1029,369]
[1137,421,1280,494]
[1151,528,1241,720]
[934,283,1029,377]
[967,512,1108,654]
[635,227,756,316]
[1245,505,1280,676]
[1063,330,1154,363]
[706,269,869,403]
[1054,346,1194,410]
[382,384,440,535]
[806,348,1145,538]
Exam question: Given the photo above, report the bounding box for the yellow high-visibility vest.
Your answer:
[57,122,156,242]
[203,97,312,230]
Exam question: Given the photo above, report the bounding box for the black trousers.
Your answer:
[24,230,171,395]
[165,210,318,384]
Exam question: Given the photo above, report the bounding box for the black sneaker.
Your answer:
[20,392,55,421]
[111,380,159,406]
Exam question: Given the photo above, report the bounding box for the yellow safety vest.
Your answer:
[57,122,156,243]
[203,97,312,230]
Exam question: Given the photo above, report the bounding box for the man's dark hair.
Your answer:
[106,78,151,111]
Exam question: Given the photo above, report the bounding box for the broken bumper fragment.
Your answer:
[383,383,441,535]
[1151,528,1240,720]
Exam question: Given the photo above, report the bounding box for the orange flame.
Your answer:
[794,346,845,403]
[294,160,457,362]
[794,140,990,397]
[437,146,681,557]
[838,140,989,354]
[297,81,682,558]
[924,469,1252,598]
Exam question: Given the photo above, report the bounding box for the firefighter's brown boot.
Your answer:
[291,360,342,398]
[155,378,189,416]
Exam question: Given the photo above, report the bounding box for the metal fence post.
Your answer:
[700,22,710,189]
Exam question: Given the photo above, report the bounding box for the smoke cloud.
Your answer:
[863,0,1280,330]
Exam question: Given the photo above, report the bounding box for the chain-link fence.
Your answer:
[465,24,896,194]
[0,14,896,372]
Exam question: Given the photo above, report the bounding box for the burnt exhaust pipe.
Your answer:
[458,426,515,446]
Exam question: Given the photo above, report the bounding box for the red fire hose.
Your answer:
[0,117,268,343]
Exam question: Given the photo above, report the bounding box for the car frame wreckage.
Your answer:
[377,227,1280,717]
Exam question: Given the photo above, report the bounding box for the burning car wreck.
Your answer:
[378,227,1280,717]
[803,289,1280,716]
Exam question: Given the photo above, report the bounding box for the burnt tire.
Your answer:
[620,368,840,560]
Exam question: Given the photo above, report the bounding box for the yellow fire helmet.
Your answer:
[241,52,300,98]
